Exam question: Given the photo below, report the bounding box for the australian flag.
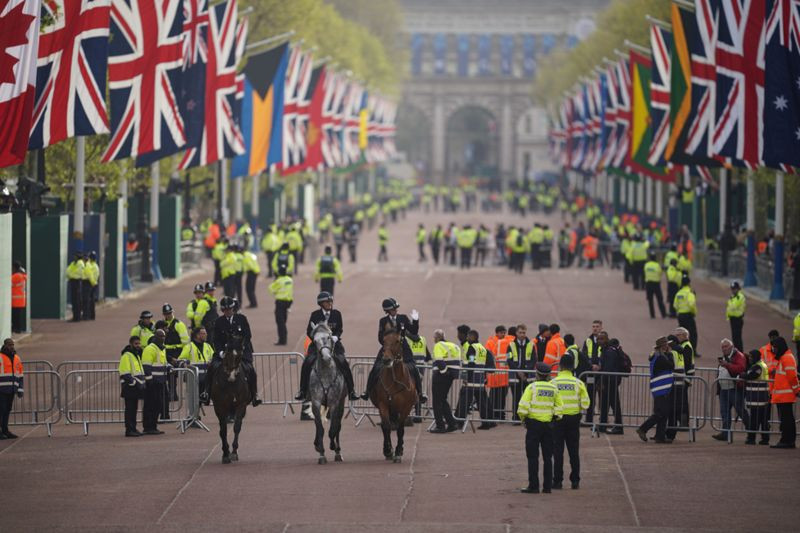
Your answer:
[763,0,800,170]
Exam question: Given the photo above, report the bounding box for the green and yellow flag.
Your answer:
[666,2,692,162]
[629,50,667,179]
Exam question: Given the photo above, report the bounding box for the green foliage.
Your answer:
[534,0,671,105]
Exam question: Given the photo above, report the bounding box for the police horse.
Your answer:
[210,340,251,464]
[308,322,347,464]
[369,325,417,463]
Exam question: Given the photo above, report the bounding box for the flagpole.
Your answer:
[150,161,162,280]
[251,172,260,226]
[623,40,651,55]
[74,136,85,252]
[673,0,695,10]
[744,172,757,287]
[246,30,296,53]
[645,15,671,29]
[770,173,785,299]
[233,175,243,222]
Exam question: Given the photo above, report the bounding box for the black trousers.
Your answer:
[632,261,645,290]
[320,277,335,296]
[530,244,541,270]
[746,404,770,442]
[265,251,275,276]
[213,259,222,284]
[491,386,508,419]
[0,393,14,433]
[143,381,166,431]
[69,279,82,321]
[432,371,457,428]
[510,379,527,421]
[666,384,688,439]
[222,275,236,297]
[583,379,599,424]
[623,260,631,283]
[599,378,623,429]
[235,272,243,302]
[418,242,426,261]
[245,271,258,307]
[525,419,553,491]
[777,402,796,444]
[348,243,357,263]
[475,247,486,267]
[274,300,291,344]
[645,282,666,318]
[82,283,95,320]
[378,245,388,262]
[553,414,581,484]
[454,384,493,420]
[677,314,698,354]
[123,393,140,433]
[11,307,24,333]
[430,243,440,264]
[459,247,472,269]
[666,282,678,317]
[639,393,671,440]
[729,316,744,351]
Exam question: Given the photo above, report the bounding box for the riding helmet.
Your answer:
[317,291,333,304]
[193,283,204,293]
[220,296,235,310]
[204,281,216,291]
[382,297,398,311]
[162,303,174,314]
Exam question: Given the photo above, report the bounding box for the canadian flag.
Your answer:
[0,0,41,168]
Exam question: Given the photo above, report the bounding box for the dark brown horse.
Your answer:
[210,343,250,464]
[369,326,417,463]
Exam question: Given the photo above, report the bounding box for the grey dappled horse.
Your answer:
[308,322,347,464]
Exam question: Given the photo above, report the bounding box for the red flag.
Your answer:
[305,66,326,170]
[0,0,41,167]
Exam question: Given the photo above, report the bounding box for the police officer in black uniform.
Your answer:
[201,296,262,406]
[294,291,358,401]
[361,298,427,403]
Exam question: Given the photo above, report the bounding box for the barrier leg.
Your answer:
[83,422,89,436]
[46,422,52,437]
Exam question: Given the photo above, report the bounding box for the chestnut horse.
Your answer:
[369,326,416,463]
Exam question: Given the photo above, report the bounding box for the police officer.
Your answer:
[674,275,698,354]
[377,223,389,262]
[644,251,667,319]
[429,329,460,433]
[726,281,746,351]
[314,245,343,296]
[508,323,536,423]
[407,330,430,421]
[268,267,293,346]
[130,310,155,345]
[743,349,771,445]
[211,236,228,285]
[518,362,563,494]
[362,298,426,403]
[456,224,477,269]
[84,251,100,320]
[580,320,602,425]
[552,352,590,490]
[271,242,295,278]
[186,284,210,329]
[261,225,281,277]
[665,258,682,318]
[161,304,189,366]
[119,335,145,437]
[220,244,238,297]
[664,330,693,441]
[141,329,167,435]
[636,336,675,444]
[294,292,358,401]
[455,329,495,429]
[242,245,261,308]
[630,235,649,290]
[332,219,345,260]
[346,220,360,263]
[202,282,219,345]
[416,224,427,262]
[205,296,262,406]
[66,252,85,321]
[177,327,214,407]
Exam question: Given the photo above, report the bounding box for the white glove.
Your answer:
[410,309,419,321]
[332,335,339,343]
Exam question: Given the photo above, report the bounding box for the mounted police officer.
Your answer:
[202,296,262,406]
[361,298,427,404]
[295,292,358,401]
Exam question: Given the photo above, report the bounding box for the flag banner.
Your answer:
[582,76,600,172]
[648,24,673,167]
[629,50,670,180]
[304,65,325,170]
[560,97,573,168]
[281,46,313,174]
[410,33,423,76]
[358,89,368,151]
[500,35,514,76]
[600,63,619,170]
[478,34,491,75]
[542,34,557,55]
[321,70,345,168]
[383,99,397,158]
[230,42,288,178]
[611,58,632,172]
[433,33,446,75]
[569,85,587,170]
[180,0,244,170]
[712,0,765,168]
[665,2,693,164]
[176,0,209,156]
[457,34,470,77]
[29,0,111,150]
[0,0,41,167]
[522,35,536,77]
[763,0,800,170]
[342,81,364,166]
[593,73,608,171]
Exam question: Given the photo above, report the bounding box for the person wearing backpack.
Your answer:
[597,332,625,435]
[314,245,343,296]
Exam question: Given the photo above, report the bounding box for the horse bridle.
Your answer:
[380,333,410,396]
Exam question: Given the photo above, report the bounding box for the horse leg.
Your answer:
[218,416,231,464]
[312,403,326,464]
[379,405,393,460]
[394,417,405,463]
[230,409,244,462]
[330,402,344,462]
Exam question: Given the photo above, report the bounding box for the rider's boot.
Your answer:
[360,365,379,401]
[335,357,360,401]
[248,366,262,407]
[412,367,427,404]
[295,354,314,401]
[200,364,214,405]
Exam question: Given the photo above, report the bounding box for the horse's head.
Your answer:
[222,329,244,382]
[311,321,334,362]
[381,324,403,367]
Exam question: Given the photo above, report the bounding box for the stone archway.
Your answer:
[395,101,432,176]
[444,105,499,183]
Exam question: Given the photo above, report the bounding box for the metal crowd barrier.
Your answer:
[180,240,205,269]
[8,370,62,436]
[57,360,120,377]
[252,352,305,416]
[708,377,799,443]
[63,367,199,435]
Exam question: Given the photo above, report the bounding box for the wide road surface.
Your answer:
[5,204,798,532]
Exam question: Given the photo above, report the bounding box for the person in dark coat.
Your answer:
[597,332,624,434]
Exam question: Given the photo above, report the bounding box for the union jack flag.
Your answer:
[712,0,765,168]
[648,24,672,167]
[342,81,364,166]
[281,46,313,174]
[177,0,208,150]
[29,0,111,149]
[382,98,397,158]
[569,86,587,170]
[321,70,345,168]
[583,75,603,172]
[103,0,186,163]
[599,63,619,169]
[612,57,631,170]
[179,0,245,169]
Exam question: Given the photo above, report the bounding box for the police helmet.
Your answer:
[648,250,656,260]
[317,291,333,304]
[560,352,575,371]
[89,251,97,260]
[193,283,205,293]
[535,362,551,377]
[382,297,399,311]
[204,281,216,292]
[730,280,741,290]
[681,275,691,286]
[140,310,153,320]
[162,303,174,314]
[220,296,235,310]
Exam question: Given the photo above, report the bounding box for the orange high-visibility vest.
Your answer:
[771,350,799,404]
[11,272,27,308]
[486,335,513,388]
[544,333,566,376]
[0,352,23,393]
[304,336,312,354]
[568,230,577,253]
[581,236,598,260]
[760,343,778,391]
[204,223,221,249]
